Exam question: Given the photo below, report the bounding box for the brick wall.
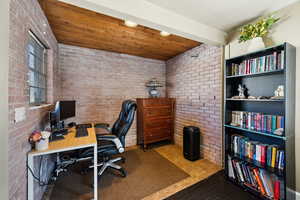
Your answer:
[166,44,223,165]
[9,0,59,199]
[8,3,222,199]
[59,44,166,146]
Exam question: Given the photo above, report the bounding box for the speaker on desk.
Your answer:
[183,126,200,161]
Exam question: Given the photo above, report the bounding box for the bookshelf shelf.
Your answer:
[226,98,285,102]
[227,177,273,200]
[224,124,286,140]
[229,153,284,177]
[226,69,284,79]
[224,43,296,200]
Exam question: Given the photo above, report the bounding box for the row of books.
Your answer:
[228,51,285,76]
[230,111,285,135]
[232,135,285,170]
[228,156,284,200]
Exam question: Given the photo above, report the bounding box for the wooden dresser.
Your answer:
[137,98,175,148]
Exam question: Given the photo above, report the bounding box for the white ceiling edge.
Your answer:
[227,0,300,34]
[267,0,300,13]
[58,0,227,46]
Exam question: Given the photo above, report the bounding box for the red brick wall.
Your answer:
[59,44,166,146]
[9,0,59,199]
[166,44,223,165]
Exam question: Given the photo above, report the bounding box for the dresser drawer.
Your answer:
[145,118,172,129]
[143,98,173,107]
[144,107,172,118]
[144,128,171,142]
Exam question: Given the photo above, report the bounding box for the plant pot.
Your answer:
[35,131,51,151]
[35,138,49,151]
[248,37,265,52]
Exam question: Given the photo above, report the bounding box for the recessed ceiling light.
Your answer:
[124,20,138,27]
[160,31,171,37]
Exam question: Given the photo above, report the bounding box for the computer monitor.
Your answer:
[59,100,76,120]
[50,100,76,130]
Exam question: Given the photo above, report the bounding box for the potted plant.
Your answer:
[29,130,51,151]
[239,15,280,51]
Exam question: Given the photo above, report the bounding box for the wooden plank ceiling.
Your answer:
[39,0,201,60]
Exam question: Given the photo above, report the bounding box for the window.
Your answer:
[27,31,47,105]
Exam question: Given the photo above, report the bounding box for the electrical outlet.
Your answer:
[15,107,26,123]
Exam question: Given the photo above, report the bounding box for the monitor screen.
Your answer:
[59,100,76,120]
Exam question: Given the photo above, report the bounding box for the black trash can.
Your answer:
[183,126,200,161]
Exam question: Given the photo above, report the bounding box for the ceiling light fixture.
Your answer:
[160,31,171,37]
[124,20,138,27]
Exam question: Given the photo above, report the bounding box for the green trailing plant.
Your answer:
[239,15,280,43]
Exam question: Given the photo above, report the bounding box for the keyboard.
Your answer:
[76,123,92,129]
[75,127,89,138]
[50,134,65,142]
[53,128,69,135]
[50,129,69,142]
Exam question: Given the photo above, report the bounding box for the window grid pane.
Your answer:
[27,33,47,105]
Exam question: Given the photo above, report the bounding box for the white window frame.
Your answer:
[27,31,48,106]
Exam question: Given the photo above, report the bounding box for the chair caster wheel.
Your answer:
[121,157,126,164]
[81,169,89,175]
[120,168,127,178]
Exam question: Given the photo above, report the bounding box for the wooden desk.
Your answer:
[27,127,98,200]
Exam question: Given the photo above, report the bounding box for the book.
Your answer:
[259,169,271,197]
[231,135,284,170]
[272,116,277,133]
[253,168,266,195]
[229,111,284,135]
[280,50,285,69]
[274,180,280,200]
[228,155,235,179]
[229,156,283,199]
[271,146,277,168]
[228,53,285,76]
[260,145,267,166]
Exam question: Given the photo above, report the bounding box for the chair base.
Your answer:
[89,156,126,177]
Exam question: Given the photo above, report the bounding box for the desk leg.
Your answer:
[93,145,98,200]
[27,155,34,200]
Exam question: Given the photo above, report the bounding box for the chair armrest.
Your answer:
[97,135,124,153]
[94,123,110,129]
[97,134,116,139]
[95,123,111,133]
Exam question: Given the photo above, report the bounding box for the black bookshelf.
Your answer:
[224,43,296,200]
[224,125,286,140]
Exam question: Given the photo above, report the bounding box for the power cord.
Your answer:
[27,155,53,186]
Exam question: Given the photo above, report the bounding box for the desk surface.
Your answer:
[28,127,97,156]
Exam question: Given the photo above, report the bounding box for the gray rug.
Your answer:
[50,148,189,200]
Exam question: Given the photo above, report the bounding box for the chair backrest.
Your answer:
[111,100,137,147]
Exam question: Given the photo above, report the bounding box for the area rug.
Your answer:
[50,148,189,200]
[165,170,258,200]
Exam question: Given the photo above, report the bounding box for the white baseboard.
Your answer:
[287,188,300,200]
[296,191,300,200]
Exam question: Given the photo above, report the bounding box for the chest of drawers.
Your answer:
[136,98,175,149]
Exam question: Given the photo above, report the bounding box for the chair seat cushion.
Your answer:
[98,139,119,155]
[79,139,118,158]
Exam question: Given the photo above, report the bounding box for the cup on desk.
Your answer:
[35,131,51,151]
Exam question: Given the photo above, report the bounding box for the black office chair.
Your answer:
[79,100,137,177]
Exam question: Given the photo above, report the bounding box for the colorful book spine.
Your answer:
[274,180,280,200]
[253,168,266,195]
[230,111,284,135]
[228,52,285,76]
[229,155,283,199]
[271,147,277,168]
[231,135,284,170]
